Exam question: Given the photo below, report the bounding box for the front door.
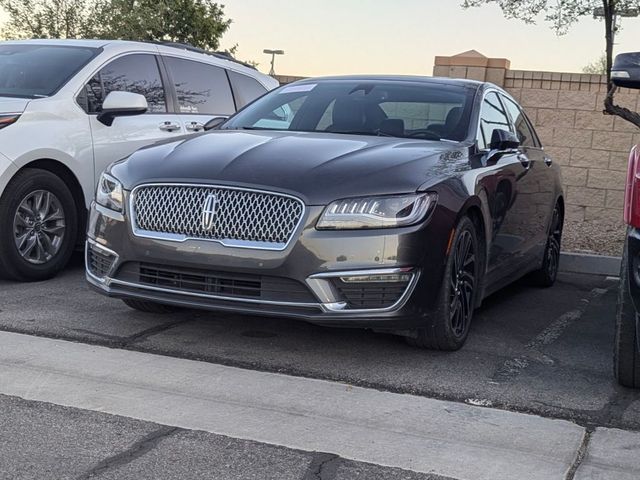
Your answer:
[476,91,539,281]
[83,53,185,183]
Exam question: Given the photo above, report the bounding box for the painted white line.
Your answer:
[575,428,640,480]
[0,331,585,480]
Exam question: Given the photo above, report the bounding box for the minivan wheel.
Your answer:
[406,216,479,351]
[122,298,180,314]
[615,246,640,388]
[0,169,77,281]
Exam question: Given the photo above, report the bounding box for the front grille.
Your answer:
[132,185,304,249]
[87,245,116,278]
[333,279,409,309]
[115,262,317,303]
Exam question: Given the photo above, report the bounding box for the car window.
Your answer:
[224,81,475,141]
[501,95,539,148]
[0,44,99,98]
[228,70,268,109]
[83,54,167,114]
[163,57,235,115]
[477,91,511,150]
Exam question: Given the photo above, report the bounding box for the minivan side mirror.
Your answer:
[489,129,520,151]
[612,52,640,89]
[203,117,227,131]
[98,91,148,126]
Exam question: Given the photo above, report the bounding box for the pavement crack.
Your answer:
[76,426,179,479]
[303,452,341,480]
[564,428,593,480]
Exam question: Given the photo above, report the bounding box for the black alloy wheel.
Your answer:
[406,216,479,351]
[449,229,476,339]
[531,204,562,287]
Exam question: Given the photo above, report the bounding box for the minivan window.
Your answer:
[164,57,235,115]
[87,54,167,113]
[0,45,99,98]
[228,70,268,109]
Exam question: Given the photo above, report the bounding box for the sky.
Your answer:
[2,1,640,77]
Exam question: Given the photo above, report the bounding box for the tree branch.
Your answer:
[604,84,640,129]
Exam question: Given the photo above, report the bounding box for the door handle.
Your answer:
[185,121,205,132]
[517,153,531,169]
[544,156,553,166]
[158,121,181,132]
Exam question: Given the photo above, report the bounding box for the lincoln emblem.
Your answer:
[201,193,218,232]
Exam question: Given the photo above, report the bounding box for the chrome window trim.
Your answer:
[129,183,307,251]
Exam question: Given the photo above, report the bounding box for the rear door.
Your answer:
[161,56,237,133]
[83,53,185,183]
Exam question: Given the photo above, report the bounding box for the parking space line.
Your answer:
[492,287,610,382]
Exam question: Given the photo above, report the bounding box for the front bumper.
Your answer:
[86,199,452,329]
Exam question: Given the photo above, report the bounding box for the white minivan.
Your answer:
[0,39,278,281]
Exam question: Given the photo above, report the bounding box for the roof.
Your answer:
[1,38,112,48]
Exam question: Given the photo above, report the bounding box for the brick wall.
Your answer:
[433,51,639,255]
[503,71,640,226]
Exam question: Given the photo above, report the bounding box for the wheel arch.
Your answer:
[15,159,87,246]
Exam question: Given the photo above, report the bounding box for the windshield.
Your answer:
[223,80,475,141]
[0,44,100,98]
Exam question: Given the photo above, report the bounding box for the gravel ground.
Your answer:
[563,219,626,257]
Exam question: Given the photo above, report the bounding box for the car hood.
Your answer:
[112,130,468,205]
[0,97,30,114]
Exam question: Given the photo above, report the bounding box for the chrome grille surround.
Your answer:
[130,184,305,251]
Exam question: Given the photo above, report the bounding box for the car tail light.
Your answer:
[0,114,19,130]
[624,146,640,227]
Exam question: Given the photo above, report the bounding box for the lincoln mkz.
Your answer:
[86,76,563,350]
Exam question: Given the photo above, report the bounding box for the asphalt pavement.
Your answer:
[0,253,639,479]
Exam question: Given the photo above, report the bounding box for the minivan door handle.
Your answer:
[185,121,205,132]
[517,153,531,169]
[158,121,181,132]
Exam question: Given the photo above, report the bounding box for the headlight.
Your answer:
[96,172,124,212]
[0,114,20,130]
[316,192,437,230]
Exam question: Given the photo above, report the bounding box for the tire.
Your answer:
[122,298,180,314]
[530,203,563,288]
[0,168,78,282]
[406,216,480,351]
[614,245,640,388]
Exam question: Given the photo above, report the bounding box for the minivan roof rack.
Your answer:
[146,41,257,70]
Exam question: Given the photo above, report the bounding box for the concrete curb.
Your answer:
[560,252,621,276]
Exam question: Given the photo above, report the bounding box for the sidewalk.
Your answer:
[0,331,638,480]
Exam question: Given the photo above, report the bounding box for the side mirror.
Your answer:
[489,129,520,151]
[612,52,640,89]
[97,91,148,126]
[203,117,227,131]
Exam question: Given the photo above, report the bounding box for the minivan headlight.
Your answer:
[316,193,437,230]
[0,114,20,130]
[96,172,124,212]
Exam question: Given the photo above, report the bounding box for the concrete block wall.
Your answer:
[434,51,640,239]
